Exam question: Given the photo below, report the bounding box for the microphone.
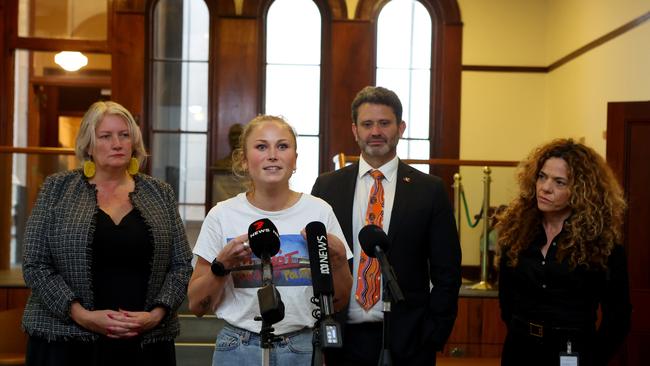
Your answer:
[305,221,342,349]
[306,222,335,315]
[358,224,390,258]
[248,218,284,326]
[358,225,404,303]
[248,218,281,261]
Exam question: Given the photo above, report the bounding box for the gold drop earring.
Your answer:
[83,158,96,178]
[127,157,139,176]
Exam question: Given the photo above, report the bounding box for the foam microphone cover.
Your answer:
[305,221,334,296]
[358,224,390,258]
[248,218,281,259]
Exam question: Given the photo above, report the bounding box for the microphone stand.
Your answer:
[254,257,284,366]
[375,246,404,366]
[311,297,325,366]
[311,294,342,366]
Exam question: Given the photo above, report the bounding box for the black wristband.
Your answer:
[211,259,231,277]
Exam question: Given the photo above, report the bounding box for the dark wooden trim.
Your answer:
[462,65,547,73]
[464,10,650,74]
[549,11,650,71]
[0,146,75,155]
[257,1,270,115]
[317,0,333,174]
[0,0,15,270]
[10,38,109,53]
[29,75,111,88]
[327,0,347,20]
[114,0,146,14]
[334,153,519,167]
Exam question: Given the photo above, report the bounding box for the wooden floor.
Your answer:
[438,357,500,366]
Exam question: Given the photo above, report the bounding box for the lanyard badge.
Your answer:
[559,341,579,366]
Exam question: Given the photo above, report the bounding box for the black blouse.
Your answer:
[92,208,152,311]
[499,226,632,359]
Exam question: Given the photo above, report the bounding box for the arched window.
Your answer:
[376,0,432,172]
[150,0,209,223]
[264,0,322,193]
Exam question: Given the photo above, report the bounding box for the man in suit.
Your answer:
[311,86,461,365]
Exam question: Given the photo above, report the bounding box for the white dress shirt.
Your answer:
[347,155,399,324]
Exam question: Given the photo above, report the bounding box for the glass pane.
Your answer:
[11,154,78,265]
[376,0,431,151]
[151,132,207,207]
[376,0,413,69]
[411,1,432,69]
[19,0,108,40]
[153,0,209,61]
[397,139,429,173]
[179,204,206,223]
[376,68,411,122]
[265,64,320,135]
[14,50,29,149]
[408,69,430,139]
[290,136,319,194]
[152,61,208,131]
[31,51,110,77]
[267,0,321,65]
[185,0,210,61]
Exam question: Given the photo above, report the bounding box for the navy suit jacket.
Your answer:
[311,160,462,357]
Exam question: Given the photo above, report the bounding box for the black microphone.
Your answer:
[306,222,335,314]
[248,218,281,261]
[305,221,342,349]
[358,224,404,303]
[358,224,390,258]
[248,218,284,326]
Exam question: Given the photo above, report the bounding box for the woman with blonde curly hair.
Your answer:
[497,138,631,366]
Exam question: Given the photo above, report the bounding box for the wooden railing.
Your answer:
[0,146,75,155]
[333,153,519,169]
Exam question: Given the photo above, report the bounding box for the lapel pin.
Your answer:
[403,177,411,183]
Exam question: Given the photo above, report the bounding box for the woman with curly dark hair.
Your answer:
[497,138,631,366]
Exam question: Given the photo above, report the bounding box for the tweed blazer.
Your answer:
[22,169,193,343]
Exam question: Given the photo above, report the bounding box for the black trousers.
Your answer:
[26,335,176,366]
[324,322,436,366]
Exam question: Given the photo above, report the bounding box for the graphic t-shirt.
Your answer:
[193,192,351,334]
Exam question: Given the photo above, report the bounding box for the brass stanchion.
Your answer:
[452,173,461,239]
[470,166,494,290]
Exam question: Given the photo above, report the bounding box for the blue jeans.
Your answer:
[213,323,313,366]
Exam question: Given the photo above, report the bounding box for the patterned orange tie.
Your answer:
[355,170,384,310]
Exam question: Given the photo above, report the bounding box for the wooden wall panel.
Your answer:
[0,289,7,310]
[325,20,374,170]
[6,288,29,309]
[441,297,507,358]
[111,11,145,126]
[212,18,259,163]
[430,21,462,186]
[0,288,29,311]
[0,0,13,270]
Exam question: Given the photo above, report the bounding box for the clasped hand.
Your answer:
[71,302,165,339]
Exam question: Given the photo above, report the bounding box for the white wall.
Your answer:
[458,0,650,265]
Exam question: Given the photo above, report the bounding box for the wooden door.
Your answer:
[606,101,650,366]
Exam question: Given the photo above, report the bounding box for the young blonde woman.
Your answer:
[188,115,352,366]
[22,101,192,366]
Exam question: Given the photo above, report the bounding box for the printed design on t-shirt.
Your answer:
[229,234,312,288]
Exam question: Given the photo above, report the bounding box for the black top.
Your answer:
[499,225,632,359]
[92,208,152,311]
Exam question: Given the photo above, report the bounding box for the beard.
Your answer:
[358,137,398,159]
